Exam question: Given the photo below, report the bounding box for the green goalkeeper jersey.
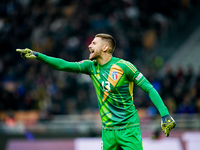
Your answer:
[37,53,169,130]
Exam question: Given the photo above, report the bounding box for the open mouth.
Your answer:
[90,49,94,54]
[89,49,95,60]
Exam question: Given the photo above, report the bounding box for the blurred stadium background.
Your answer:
[0,0,200,150]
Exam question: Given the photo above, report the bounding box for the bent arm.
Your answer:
[138,79,169,117]
[123,60,169,117]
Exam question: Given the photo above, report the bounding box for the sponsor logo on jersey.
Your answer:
[136,73,143,81]
[112,71,118,80]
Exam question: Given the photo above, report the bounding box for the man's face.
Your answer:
[88,37,104,60]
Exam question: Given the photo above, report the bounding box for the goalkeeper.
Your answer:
[16,33,176,150]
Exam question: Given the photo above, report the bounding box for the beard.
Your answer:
[89,53,96,60]
[89,50,100,60]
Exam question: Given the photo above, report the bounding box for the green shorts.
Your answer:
[101,126,143,150]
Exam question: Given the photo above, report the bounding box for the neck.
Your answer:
[96,53,112,65]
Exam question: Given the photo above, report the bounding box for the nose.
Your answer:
[88,44,91,49]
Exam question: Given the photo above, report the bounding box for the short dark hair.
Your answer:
[95,33,116,53]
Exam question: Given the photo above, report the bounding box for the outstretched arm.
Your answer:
[37,53,82,72]
[16,48,90,74]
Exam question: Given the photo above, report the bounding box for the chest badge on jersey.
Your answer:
[112,71,118,80]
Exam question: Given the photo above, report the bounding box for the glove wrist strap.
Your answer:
[33,51,38,57]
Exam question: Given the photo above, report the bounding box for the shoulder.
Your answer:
[114,57,135,67]
[76,60,95,74]
[114,58,137,73]
[77,59,94,70]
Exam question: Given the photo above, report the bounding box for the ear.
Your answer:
[103,45,109,52]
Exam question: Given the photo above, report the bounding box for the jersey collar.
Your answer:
[99,56,113,68]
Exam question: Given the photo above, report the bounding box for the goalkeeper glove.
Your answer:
[161,115,176,137]
[16,48,38,59]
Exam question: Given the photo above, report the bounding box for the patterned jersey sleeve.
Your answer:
[122,60,154,92]
[123,61,144,84]
[37,53,92,74]
[123,60,169,116]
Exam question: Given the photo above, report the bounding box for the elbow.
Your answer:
[51,65,65,70]
[146,87,155,95]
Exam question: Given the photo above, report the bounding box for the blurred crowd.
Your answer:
[0,0,200,119]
